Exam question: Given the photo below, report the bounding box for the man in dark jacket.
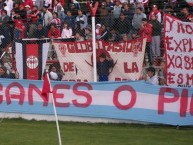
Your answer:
[150,14,162,57]
[97,53,114,81]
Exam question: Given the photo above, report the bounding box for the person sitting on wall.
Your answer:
[48,64,63,81]
[143,66,158,85]
[97,53,114,82]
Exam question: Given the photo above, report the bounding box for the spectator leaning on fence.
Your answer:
[143,66,158,85]
[48,64,63,81]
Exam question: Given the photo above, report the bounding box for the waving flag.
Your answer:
[41,72,52,101]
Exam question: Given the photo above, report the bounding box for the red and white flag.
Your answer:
[15,39,50,80]
[41,72,52,101]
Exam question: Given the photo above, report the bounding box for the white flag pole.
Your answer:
[50,93,62,145]
[92,14,97,82]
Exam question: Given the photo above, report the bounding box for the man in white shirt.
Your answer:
[143,66,159,85]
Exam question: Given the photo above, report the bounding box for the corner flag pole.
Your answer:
[87,1,99,82]
[42,73,62,145]
[50,92,62,145]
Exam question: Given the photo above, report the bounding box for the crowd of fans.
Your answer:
[0,0,192,84]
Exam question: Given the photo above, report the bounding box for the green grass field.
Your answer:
[0,118,193,145]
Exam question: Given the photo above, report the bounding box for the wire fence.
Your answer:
[0,0,192,85]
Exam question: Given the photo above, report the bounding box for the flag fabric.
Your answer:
[41,72,52,101]
[15,39,50,80]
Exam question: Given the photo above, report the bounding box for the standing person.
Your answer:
[50,12,61,28]
[25,5,31,15]
[70,0,80,10]
[14,15,26,39]
[139,18,153,66]
[53,0,66,23]
[17,4,27,21]
[76,9,88,30]
[132,7,146,34]
[149,5,162,23]
[0,0,5,10]
[23,0,33,8]
[0,10,10,48]
[112,0,122,30]
[42,5,53,33]
[116,12,130,37]
[3,3,11,16]
[143,66,158,85]
[35,0,44,10]
[27,5,40,37]
[150,14,162,57]
[64,10,75,29]
[4,0,13,11]
[97,53,114,82]
[122,4,134,21]
[61,21,72,38]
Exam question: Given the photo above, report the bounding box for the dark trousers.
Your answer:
[146,42,153,66]
[99,75,108,82]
